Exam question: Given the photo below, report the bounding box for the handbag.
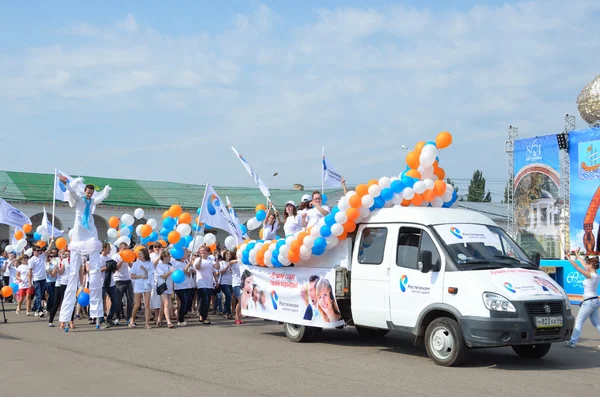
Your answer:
[156,282,168,295]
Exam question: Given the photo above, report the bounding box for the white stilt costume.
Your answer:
[59,178,111,325]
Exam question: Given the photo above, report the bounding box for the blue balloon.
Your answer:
[322,194,328,205]
[184,235,193,246]
[331,207,340,215]
[381,188,393,201]
[149,232,158,242]
[426,141,436,147]
[257,239,265,243]
[242,256,250,265]
[369,205,376,211]
[128,225,134,233]
[170,247,184,260]
[374,196,385,208]
[192,224,202,232]
[159,228,169,236]
[240,225,248,234]
[247,242,256,251]
[256,210,267,222]
[174,239,186,249]
[172,269,185,284]
[320,224,332,237]
[271,256,282,268]
[311,245,325,256]
[276,240,286,249]
[33,232,41,241]
[162,217,176,230]
[77,292,90,307]
[314,237,327,250]
[401,176,415,188]
[197,207,202,215]
[324,214,336,227]
[391,180,405,194]
[10,283,18,294]
[272,249,280,259]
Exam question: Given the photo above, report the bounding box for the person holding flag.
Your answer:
[57,175,111,331]
[322,149,348,195]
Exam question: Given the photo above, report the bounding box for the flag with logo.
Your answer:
[199,185,245,244]
[322,149,343,187]
[43,207,64,237]
[0,199,32,229]
[54,168,99,202]
[230,147,271,198]
[226,196,248,239]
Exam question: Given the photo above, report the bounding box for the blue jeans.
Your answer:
[221,285,233,315]
[198,288,213,320]
[103,285,118,323]
[213,291,223,313]
[570,298,600,344]
[32,280,46,312]
[45,282,55,314]
[174,289,189,323]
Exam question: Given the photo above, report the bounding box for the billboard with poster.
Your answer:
[513,135,562,258]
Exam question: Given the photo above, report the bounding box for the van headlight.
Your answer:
[564,297,571,311]
[482,292,516,312]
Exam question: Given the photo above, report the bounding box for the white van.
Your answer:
[273,207,575,367]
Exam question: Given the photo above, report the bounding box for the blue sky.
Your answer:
[1,0,599,200]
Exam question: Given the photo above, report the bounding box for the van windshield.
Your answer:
[432,223,535,270]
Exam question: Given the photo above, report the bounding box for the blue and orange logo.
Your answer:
[503,282,516,293]
[207,194,221,215]
[270,290,279,310]
[450,227,462,239]
[400,275,408,292]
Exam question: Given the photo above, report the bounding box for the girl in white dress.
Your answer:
[156,250,175,328]
[129,248,153,329]
[261,202,281,240]
[283,201,303,236]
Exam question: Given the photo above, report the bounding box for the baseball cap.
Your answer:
[301,194,311,202]
[285,200,296,206]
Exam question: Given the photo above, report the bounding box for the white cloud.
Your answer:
[1,1,599,191]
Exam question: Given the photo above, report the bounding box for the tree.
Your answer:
[467,170,492,202]
[502,182,509,204]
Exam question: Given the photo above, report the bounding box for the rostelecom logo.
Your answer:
[400,275,408,292]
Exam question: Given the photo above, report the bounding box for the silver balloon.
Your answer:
[577,74,600,126]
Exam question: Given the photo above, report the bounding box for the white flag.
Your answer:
[54,168,99,202]
[322,153,343,187]
[231,147,271,198]
[199,185,245,244]
[43,207,64,237]
[0,199,32,229]
[226,196,249,239]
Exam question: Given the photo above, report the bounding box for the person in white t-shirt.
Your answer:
[29,240,55,317]
[261,202,281,241]
[194,245,219,324]
[113,242,134,324]
[172,250,193,326]
[129,248,154,329]
[156,250,175,328]
[217,250,235,320]
[283,201,303,237]
[48,249,79,329]
[149,244,164,322]
[100,242,118,327]
[3,253,17,303]
[15,255,33,315]
[303,190,331,230]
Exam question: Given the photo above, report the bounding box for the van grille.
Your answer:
[523,301,562,316]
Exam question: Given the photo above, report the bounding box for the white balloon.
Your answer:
[247,217,261,231]
[264,253,274,268]
[285,235,295,246]
[4,245,13,253]
[392,194,403,205]
[249,248,258,259]
[378,176,391,189]
[204,233,216,246]
[331,223,344,237]
[236,248,243,259]
[432,197,444,207]
[442,191,453,202]
[24,248,33,257]
[68,229,75,240]
[147,218,158,230]
[136,224,143,237]
[423,179,435,191]
[115,236,131,246]
[279,245,289,257]
[326,236,339,248]
[419,166,434,179]
[41,232,51,242]
[402,187,415,200]
[36,225,44,234]
[299,251,311,261]
[225,236,236,250]
[134,208,145,220]
[359,207,370,221]
[118,227,130,237]
[177,223,192,238]
[390,176,399,182]
[338,197,350,212]
[16,240,26,252]
[446,183,454,192]
[195,235,205,247]
[345,191,357,200]
[310,226,321,237]
[361,195,374,208]
[419,151,436,167]
[368,184,381,198]
[299,245,311,256]
[303,235,315,248]
[413,181,426,194]
[121,214,135,227]
[422,144,438,155]
[334,211,348,224]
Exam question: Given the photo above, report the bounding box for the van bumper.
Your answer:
[459,312,575,348]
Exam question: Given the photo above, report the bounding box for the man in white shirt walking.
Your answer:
[28,240,56,317]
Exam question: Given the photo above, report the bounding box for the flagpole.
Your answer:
[51,168,57,239]
[190,183,209,254]
[321,147,325,194]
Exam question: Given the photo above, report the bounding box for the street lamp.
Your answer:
[401,145,411,152]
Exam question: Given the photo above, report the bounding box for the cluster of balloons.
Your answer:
[244,204,267,233]
[5,224,33,254]
[1,284,19,298]
[236,132,457,268]
[107,208,151,248]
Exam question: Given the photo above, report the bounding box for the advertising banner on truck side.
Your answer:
[240,266,346,328]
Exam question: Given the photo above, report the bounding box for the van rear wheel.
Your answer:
[355,326,390,338]
[512,343,551,359]
[284,323,321,343]
[424,317,467,367]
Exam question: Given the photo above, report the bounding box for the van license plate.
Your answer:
[535,316,563,328]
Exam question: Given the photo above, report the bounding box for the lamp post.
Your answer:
[401,145,411,152]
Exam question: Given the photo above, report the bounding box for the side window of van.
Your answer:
[397,227,421,269]
[357,227,387,265]
[419,232,442,270]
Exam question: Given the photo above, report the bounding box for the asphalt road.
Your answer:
[1,304,599,397]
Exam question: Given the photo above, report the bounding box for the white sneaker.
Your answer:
[26,311,32,316]
[562,341,576,348]
[15,309,20,314]
[48,323,54,327]
[34,312,40,317]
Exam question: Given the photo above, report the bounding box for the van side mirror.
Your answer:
[418,250,433,273]
[532,252,541,269]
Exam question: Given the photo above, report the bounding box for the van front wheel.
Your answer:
[284,323,321,343]
[424,317,467,367]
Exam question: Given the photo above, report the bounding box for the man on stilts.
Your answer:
[59,176,111,331]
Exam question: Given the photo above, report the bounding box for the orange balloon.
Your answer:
[423,189,436,202]
[55,237,67,250]
[436,131,452,149]
[337,231,348,241]
[170,204,183,218]
[168,231,181,244]
[349,195,362,209]
[297,232,308,243]
[288,250,300,263]
[368,179,379,186]
[347,208,360,221]
[209,243,217,252]
[434,180,447,196]
[406,169,421,179]
[83,288,90,294]
[355,184,369,197]
[140,224,153,238]
[2,286,13,298]
[291,239,302,253]
[259,229,264,240]
[406,152,420,169]
[414,141,426,153]
[162,210,170,220]
[120,250,136,263]
[37,240,46,248]
[23,224,32,233]
[255,204,267,212]
[14,230,23,240]
[434,167,446,181]
[158,239,167,248]
[343,221,357,233]
[134,245,144,254]
[411,194,423,206]
[401,199,411,207]
[178,212,192,224]
[108,217,120,229]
